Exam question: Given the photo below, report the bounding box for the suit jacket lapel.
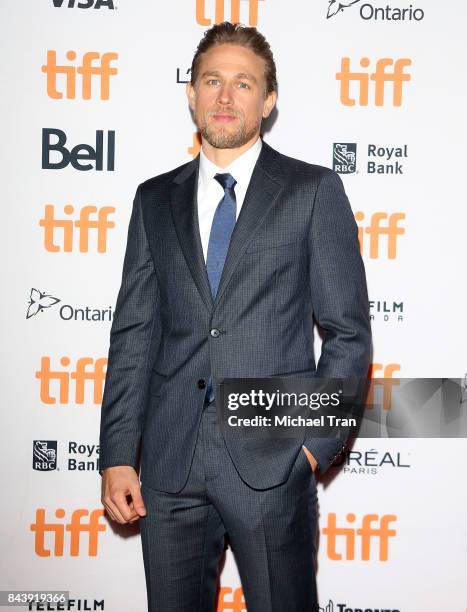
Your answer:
[170,156,214,312]
[213,140,284,309]
[169,140,284,313]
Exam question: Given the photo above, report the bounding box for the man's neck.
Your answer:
[201,134,260,168]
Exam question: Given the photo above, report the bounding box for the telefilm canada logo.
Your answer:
[26,288,114,323]
[326,0,424,21]
[369,299,404,323]
[27,597,105,611]
[33,440,57,471]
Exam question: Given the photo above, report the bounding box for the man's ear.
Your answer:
[262,90,277,119]
[186,82,196,112]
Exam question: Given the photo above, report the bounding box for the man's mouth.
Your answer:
[211,113,237,123]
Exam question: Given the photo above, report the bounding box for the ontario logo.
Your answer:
[326,0,424,21]
[26,288,113,322]
[327,0,361,19]
[333,143,356,174]
[33,440,57,471]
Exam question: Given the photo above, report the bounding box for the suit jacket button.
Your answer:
[210,328,220,338]
[197,379,206,389]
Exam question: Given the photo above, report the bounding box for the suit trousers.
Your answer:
[139,400,319,612]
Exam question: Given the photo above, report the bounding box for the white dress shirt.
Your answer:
[197,137,262,263]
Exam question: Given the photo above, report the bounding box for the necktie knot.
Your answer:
[214,172,237,192]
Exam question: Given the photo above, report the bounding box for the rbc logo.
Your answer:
[42,128,115,171]
[333,143,357,174]
[33,440,57,471]
[52,0,115,8]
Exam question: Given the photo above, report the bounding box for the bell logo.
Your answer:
[336,57,411,106]
[196,0,262,26]
[39,204,115,253]
[322,512,397,561]
[35,356,107,405]
[42,50,118,100]
[52,0,115,8]
[42,128,115,171]
[30,508,106,557]
[217,587,246,611]
[355,212,405,259]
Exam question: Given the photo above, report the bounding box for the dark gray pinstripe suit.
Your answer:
[99,140,371,610]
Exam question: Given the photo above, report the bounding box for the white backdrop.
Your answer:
[1,1,467,611]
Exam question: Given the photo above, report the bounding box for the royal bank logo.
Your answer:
[27,289,113,323]
[32,441,100,472]
[327,0,424,21]
[333,143,356,174]
[319,601,400,612]
[33,440,57,471]
[334,143,409,175]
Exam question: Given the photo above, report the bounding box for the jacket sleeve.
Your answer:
[303,169,372,475]
[98,184,162,474]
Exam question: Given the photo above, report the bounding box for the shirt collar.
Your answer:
[199,136,262,192]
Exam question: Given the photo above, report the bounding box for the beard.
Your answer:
[196,110,260,149]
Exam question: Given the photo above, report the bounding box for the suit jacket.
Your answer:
[98,140,372,492]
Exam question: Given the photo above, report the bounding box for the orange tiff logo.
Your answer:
[196,0,261,26]
[367,363,401,411]
[35,356,107,405]
[336,57,411,106]
[217,587,246,611]
[355,212,405,259]
[39,204,115,253]
[42,50,118,99]
[30,508,105,557]
[322,512,397,561]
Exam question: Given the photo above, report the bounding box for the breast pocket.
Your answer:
[244,238,300,254]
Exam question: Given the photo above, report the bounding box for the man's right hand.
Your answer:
[101,466,147,524]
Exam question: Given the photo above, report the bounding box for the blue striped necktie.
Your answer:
[205,172,237,403]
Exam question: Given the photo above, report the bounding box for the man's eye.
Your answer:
[207,79,219,86]
[238,82,249,89]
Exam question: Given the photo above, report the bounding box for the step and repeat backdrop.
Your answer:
[1,1,467,611]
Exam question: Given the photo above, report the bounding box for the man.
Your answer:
[99,21,371,612]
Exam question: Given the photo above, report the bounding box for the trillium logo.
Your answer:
[327,0,361,19]
[26,288,113,323]
[26,288,60,319]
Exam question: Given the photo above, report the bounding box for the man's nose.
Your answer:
[216,83,234,105]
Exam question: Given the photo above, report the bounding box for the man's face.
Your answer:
[187,43,276,150]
